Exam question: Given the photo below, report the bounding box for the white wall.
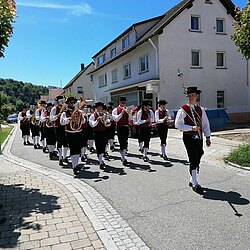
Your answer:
[158,0,248,114]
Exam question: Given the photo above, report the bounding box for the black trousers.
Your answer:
[66,132,82,156]
[107,123,116,140]
[45,127,56,145]
[94,130,107,156]
[183,134,204,175]
[140,126,151,149]
[30,124,40,137]
[20,124,30,137]
[55,127,68,148]
[86,125,94,140]
[117,126,129,151]
[40,126,46,141]
[157,124,168,145]
[80,129,88,148]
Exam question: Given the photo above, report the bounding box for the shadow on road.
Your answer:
[203,188,249,217]
[0,183,61,248]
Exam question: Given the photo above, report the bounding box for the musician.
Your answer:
[137,100,154,162]
[89,102,107,170]
[112,96,130,166]
[18,105,31,145]
[50,95,68,166]
[132,106,142,152]
[155,100,172,160]
[85,104,95,153]
[60,97,85,175]
[36,100,47,153]
[175,87,211,195]
[27,102,40,149]
[107,105,116,151]
[102,104,110,157]
[41,103,57,160]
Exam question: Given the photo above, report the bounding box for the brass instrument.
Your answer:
[101,113,111,127]
[45,117,55,128]
[70,109,83,131]
[31,112,40,126]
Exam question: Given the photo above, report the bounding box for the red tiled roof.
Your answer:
[49,88,64,100]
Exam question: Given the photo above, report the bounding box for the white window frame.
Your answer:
[97,54,105,66]
[99,74,107,87]
[123,63,131,79]
[190,15,201,31]
[139,54,149,73]
[216,51,226,68]
[216,18,225,33]
[110,47,116,58]
[111,68,118,83]
[77,86,83,94]
[217,90,225,108]
[122,36,130,50]
[191,50,201,67]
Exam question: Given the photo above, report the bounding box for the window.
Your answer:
[216,18,225,33]
[77,86,83,94]
[217,52,225,67]
[123,63,131,78]
[99,74,107,87]
[205,0,212,3]
[97,54,105,66]
[111,68,118,83]
[140,55,149,73]
[191,50,201,67]
[191,15,200,31]
[122,36,129,50]
[110,47,116,58]
[217,91,225,108]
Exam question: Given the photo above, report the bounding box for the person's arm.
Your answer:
[89,114,99,128]
[40,111,47,123]
[112,108,123,122]
[60,112,70,126]
[155,110,164,124]
[18,112,24,121]
[26,110,32,119]
[201,108,211,146]
[175,108,193,131]
[137,111,147,125]
[50,107,59,121]
[150,110,155,123]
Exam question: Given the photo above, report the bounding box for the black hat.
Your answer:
[29,102,36,106]
[86,104,92,108]
[65,97,77,104]
[119,96,126,102]
[103,105,107,110]
[40,100,47,105]
[186,87,201,94]
[95,102,104,107]
[46,103,53,107]
[158,99,168,105]
[108,101,114,106]
[142,100,151,106]
[56,95,64,101]
[22,105,28,109]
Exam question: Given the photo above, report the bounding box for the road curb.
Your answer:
[226,161,250,172]
[3,126,150,250]
[0,125,15,154]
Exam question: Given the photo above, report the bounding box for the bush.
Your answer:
[225,144,250,168]
[0,127,13,145]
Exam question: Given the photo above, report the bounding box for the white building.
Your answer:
[91,0,250,123]
[64,62,94,103]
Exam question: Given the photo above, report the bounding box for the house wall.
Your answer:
[158,0,248,117]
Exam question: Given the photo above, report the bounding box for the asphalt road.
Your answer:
[11,127,250,250]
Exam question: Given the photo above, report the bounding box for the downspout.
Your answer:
[149,38,159,104]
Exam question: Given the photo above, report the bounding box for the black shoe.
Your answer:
[27,141,31,145]
[122,160,129,166]
[163,156,169,161]
[104,152,109,158]
[139,149,143,153]
[52,151,58,156]
[23,142,27,145]
[36,144,41,148]
[81,155,87,162]
[43,147,49,153]
[143,156,149,162]
[59,160,64,166]
[49,152,53,160]
[100,162,105,170]
[63,158,69,164]
[189,182,193,187]
[90,147,95,153]
[110,145,115,151]
[34,145,38,149]
[0,217,6,225]
[193,184,204,195]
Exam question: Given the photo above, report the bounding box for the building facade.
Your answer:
[91,0,249,122]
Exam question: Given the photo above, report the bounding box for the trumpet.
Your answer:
[101,113,111,127]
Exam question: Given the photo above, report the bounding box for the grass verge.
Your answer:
[225,143,250,168]
[0,126,13,145]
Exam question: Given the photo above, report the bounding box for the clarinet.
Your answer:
[190,105,202,139]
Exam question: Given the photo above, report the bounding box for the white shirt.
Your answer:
[112,106,124,122]
[18,111,27,121]
[137,109,154,125]
[155,108,172,124]
[175,104,211,138]
[35,108,44,120]
[50,106,60,122]
[89,112,102,128]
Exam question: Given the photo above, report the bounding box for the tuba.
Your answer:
[31,109,40,126]
[70,109,83,131]
[45,118,55,128]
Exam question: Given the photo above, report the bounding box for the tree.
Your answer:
[0,0,16,58]
[231,1,250,59]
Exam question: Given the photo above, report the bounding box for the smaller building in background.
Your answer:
[39,88,63,103]
[63,62,94,103]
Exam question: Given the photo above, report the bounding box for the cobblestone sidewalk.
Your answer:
[0,155,105,250]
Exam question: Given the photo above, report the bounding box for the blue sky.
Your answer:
[0,0,246,87]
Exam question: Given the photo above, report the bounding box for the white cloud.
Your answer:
[16,1,93,16]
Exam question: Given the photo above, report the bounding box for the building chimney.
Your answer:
[81,63,85,71]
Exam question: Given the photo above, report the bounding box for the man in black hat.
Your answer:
[27,102,40,148]
[137,100,154,162]
[175,87,211,195]
[36,100,48,152]
[18,105,31,145]
[50,95,68,166]
[89,102,107,169]
[155,100,172,160]
[85,104,95,152]
[41,103,57,160]
[112,96,130,166]
[60,97,85,175]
